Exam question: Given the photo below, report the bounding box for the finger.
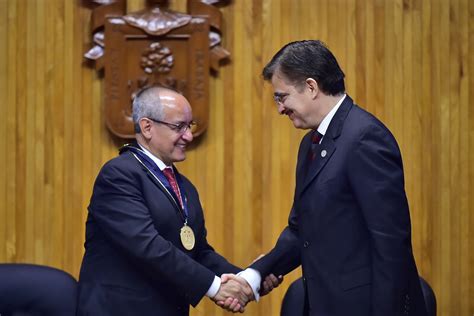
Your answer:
[216,297,233,309]
[270,274,279,283]
[273,275,284,288]
[221,273,233,283]
[221,298,240,313]
[264,279,274,291]
[262,280,269,292]
[235,293,247,306]
[233,304,242,313]
[223,297,235,308]
[267,274,279,286]
[229,298,240,312]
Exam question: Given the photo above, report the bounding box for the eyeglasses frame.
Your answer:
[147,117,197,134]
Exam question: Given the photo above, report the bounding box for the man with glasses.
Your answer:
[230,40,428,316]
[77,86,254,315]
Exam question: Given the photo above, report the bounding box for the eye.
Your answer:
[274,93,289,104]
[175,121,197,133]
[176,122,187,131]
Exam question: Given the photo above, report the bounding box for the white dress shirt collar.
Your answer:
[317,94,346,136]
[137,143,168,171]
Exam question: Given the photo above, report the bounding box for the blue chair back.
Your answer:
[280,276,437,316]
[0,264,77,316]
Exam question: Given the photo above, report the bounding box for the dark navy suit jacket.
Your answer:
[251,96,428,316]
[77,147,240,316]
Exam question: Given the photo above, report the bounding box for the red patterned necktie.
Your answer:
[162,167,184,208]
[309,131,323,161]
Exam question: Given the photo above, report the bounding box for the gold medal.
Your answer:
[180,224,195,251]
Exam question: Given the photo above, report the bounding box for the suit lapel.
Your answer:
[299,139,336,196]
[295,133,312,197]
[298,95,354,197]
[128,150,182,211]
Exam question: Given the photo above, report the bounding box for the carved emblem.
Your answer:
[85,0,230,138]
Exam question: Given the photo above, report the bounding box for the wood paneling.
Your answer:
[0,0,473,315]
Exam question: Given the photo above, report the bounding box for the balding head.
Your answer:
[132,86,194,165]
[132,86,186,134]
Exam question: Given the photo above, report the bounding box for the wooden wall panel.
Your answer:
[0,0,473,315]
[0,0,7,262]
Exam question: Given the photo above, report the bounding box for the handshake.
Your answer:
[211,272,283,313]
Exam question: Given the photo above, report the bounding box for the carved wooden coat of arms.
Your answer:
[85,0,230,138]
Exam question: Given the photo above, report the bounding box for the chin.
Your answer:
[292,120,305,129]
[173,154,186,162]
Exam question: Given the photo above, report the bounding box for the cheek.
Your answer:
[301,101,314,115]
[292,103,307,117]
[170,138,185,151]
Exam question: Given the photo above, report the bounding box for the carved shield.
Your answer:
[85,1,230,139]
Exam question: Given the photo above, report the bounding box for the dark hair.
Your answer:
[262,40,345,95]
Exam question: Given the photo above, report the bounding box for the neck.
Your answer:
[318,93,344,117]
[135,134,171,166]
[135,134,150,152]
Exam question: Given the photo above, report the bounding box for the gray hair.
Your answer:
[132,86,165,133]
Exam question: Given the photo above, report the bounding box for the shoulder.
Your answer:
[96,151,143,182]
[346,103,397,144]
[348,103,385,129]
[342,103,404,166]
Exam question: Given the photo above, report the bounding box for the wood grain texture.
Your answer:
[0,0,473,315]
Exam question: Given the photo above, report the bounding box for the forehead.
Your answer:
[271,71,295,92]
[160,92,192,120]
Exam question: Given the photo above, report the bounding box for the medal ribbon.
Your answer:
[127,146,189,219]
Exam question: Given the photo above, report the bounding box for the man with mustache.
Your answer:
[232,40,428,316]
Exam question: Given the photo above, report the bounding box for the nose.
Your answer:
[277,103,286,115]
[181,128,194,142]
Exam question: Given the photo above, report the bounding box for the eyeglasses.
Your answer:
[273,92,289,105]
[148,118,197,134]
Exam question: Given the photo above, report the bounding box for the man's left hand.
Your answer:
[260,273,283,296]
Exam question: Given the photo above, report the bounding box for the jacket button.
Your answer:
[303,241,310,248]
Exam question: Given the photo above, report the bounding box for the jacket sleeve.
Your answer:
[250,205,302,277]
[89,161,215,307]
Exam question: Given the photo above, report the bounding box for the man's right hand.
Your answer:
[212,274,254,313]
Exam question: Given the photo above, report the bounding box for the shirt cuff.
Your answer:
[238,268,262,302]
[206,276,221,298]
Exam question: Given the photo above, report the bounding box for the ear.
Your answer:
[139,118,153,139]
[305,78,319,99]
